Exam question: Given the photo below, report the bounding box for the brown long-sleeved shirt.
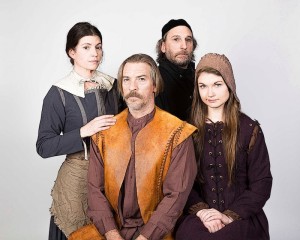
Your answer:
[87,110,197,239]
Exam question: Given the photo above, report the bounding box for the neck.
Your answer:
[207,108,225,122]
[74,67,95,79]
[129,105,155,119]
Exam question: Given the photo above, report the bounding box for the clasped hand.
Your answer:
[196,208,233,233]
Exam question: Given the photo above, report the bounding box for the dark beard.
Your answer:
[169,52,193,69]
[170,58,191,68]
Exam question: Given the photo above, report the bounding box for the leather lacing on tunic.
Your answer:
[204,121,227,212]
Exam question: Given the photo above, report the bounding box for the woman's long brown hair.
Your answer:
[190,67,241,185]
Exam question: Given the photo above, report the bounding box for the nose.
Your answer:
[180,40,187,49]
[208,87,215,97]
[91,47,98,56]
[129,80,138,91]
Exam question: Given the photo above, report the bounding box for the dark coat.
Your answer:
[155,59,195,121]
[175,113,273,240]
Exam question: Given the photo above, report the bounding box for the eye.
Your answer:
[215,83,222,87]
[172,37,180,42]
[138,77,146,81]
[199,84,206,89]
[122,78,129,82]
[96,45,102,50]
[186,37,193,43]
[83,46,90,50]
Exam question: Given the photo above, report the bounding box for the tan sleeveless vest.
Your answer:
[92,108,196,239]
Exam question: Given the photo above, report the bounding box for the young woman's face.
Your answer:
[198,72,230,111]
[69,35,102,75]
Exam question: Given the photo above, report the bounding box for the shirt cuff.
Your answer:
[189,202,209,214]
[93,216,118,235]
[139,221,167,240]
[223,209,241,221]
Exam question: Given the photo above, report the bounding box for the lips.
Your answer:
[176,53,188,58]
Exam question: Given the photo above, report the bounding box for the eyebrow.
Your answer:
[137,74,147,78]
[198,80,223,85]
[80,42,102,46]
[171,34,193,38]
[122,74,147,79]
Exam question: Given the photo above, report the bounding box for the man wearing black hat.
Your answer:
[155,19,197,121]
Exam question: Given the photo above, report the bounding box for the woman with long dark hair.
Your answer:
[36,22,120,240]
[175,53,272,239]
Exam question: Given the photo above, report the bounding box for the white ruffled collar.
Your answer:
[53,70,115,98]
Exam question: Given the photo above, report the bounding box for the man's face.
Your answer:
[122,62,156,117]
[161,26,194,68]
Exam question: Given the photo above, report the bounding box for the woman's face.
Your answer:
[198,72,230,111]
[68,35,102,76]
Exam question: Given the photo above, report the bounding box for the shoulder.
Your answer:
[115,108,128,121]
[93,109,129,142]
[239,112,261,145]
[95,71,115,90]
[53,72,73,87]
[105,109,128,131]
[158,61,176,76]
[155,107,197,132]
[239,112,260,131]
[40,86,67,111]
[44,85,61,101]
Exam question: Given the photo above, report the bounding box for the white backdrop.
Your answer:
[1,0,299,239]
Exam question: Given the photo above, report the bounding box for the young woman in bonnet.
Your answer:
[175,53,272,240]
[36,22,121,239]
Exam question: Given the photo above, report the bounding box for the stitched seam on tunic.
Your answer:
[156,122,185,204]
[99,132,105,157]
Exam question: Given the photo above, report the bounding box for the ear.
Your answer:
[68,49,75,58]
[161,42,166,53]
[153,85,157,93]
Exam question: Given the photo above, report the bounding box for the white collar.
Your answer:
[53,70,115,98]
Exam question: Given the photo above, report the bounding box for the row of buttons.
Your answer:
[211,187,224,192]
[212,199,225,204]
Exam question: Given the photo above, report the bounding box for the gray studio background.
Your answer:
[1,0,299,239]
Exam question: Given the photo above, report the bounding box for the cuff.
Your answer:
[189,202,209,214]
[140,221,167,240]
[93,216,118,235]
[223,209,241,221]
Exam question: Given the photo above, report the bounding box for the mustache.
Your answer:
[124,91,143,100]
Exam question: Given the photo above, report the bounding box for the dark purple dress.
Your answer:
[175,113,272,240]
